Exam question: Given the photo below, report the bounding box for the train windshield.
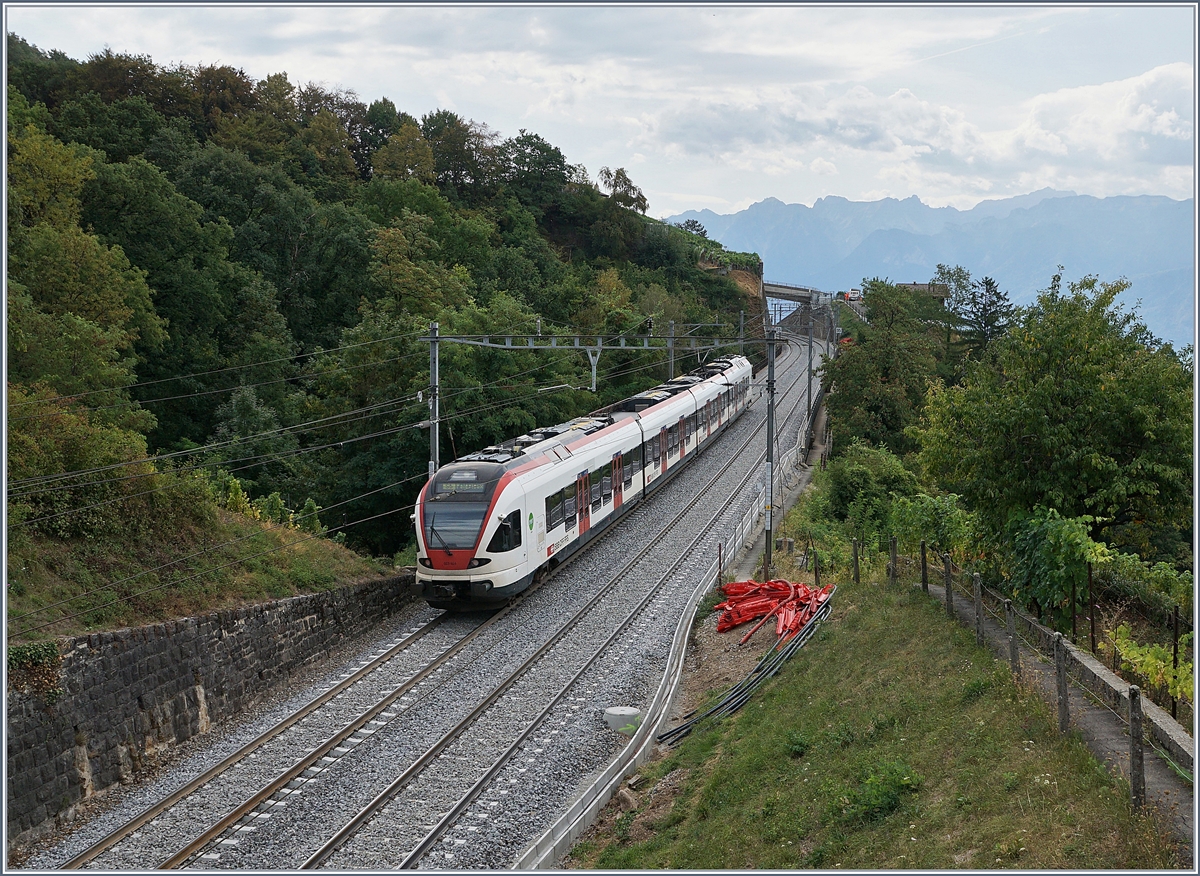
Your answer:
[423,463,504,551]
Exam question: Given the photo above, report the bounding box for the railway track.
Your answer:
[38,331,824,871]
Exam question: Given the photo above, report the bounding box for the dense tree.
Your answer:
[933,263,1014,362]
[495,130,569,216]
[6,33,80,108]
[918,273,1192,563]
[675,218,708,238]
[6,32,760,559]
[50,92,173,162]
[371,122,434,183]
[360,97,404,155]
[598,166,648,214]
[819,280,936,455]
[7,110,163,429]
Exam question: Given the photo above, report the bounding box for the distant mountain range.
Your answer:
[668,189,1195,346]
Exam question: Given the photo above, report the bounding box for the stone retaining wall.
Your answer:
[6,572,414,847]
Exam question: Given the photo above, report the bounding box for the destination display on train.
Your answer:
[436,481,486,493]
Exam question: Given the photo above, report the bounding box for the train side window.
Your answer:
[487,509,522,552]
[602,463,613,503]
[564,483,577,522]
[590,469,603,511]
[546,490,564,530]
[652,437,661,466]
[621,451,633,488]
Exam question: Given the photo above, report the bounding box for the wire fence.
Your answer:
[865,539,1194,801]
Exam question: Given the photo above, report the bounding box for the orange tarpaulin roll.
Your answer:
[714,578,834,642]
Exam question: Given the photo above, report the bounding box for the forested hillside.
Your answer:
[5,34,762,630]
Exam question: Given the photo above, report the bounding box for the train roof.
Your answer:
[453,356,747,467]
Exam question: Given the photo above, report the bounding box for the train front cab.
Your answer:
[416,462,533,608]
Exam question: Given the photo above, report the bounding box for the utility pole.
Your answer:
[668,320,675,380]
[764,327,776,577]
[428,321,439,480]
[806,312,814,450]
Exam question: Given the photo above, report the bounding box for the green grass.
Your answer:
[566,577,1179,869]
[6,509,388,642]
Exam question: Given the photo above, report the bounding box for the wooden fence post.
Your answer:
[1070,576,1077,644]
[1006,599,1019,679]
[943,554,953,619]
[852,539,859,585]
[973,573,983,646]
[1172,606,1179,720]
[889,536,897,586]
[1055,632,1069,735]
[1129,685,1145,809]
[920,540,928,593]
[814,551,821,588]
[1088,562,1096,654]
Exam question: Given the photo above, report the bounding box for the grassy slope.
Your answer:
[567,572,1178,869]
[6,508,389,642]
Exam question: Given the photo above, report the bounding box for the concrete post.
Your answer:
[1055,633,1069,734]
[889,537,897,586]
[1129,685,1145,809]
[852,539,859,585]
[920,540,928,593]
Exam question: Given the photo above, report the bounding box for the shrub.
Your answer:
[831,760,922,824]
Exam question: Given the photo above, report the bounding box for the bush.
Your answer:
[831,760,922,824]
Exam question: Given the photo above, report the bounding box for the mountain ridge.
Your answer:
[669,190,1195,345]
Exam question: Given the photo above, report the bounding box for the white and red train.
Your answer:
[413,355,754,608]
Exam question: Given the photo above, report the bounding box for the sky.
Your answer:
[4,3,1196,218]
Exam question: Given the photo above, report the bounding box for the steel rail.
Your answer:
[59,614,448,869]
[70,337,811,871]
[303,336,815,868]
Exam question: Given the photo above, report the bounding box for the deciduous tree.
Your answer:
[918,272,1192,562]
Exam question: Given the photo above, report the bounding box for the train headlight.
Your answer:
[467,558,491,568]
[418,557,433,568]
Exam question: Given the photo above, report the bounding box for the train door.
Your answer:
[678,416,687,459]
[613,452,623,510]
[576,470,591,535]
[659,427,669,473]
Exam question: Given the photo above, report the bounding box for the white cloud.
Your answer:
[5,5,1192,212]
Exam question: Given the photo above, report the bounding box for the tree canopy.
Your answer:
[5,33,764,560]
[918,272,1192,560]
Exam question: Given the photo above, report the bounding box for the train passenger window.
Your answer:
[622,451,633,488]
[590,469,602,511]
[653,437,661,465]
[602,463,613,503]
[487,509,522,552]
[632,444,642,472]
[564,483,577,521]
[546,491,564,530]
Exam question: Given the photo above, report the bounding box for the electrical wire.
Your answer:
[9,349,584,497]
[6,347,434,424]
[6,327,433,410]
[8,368,605,526]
